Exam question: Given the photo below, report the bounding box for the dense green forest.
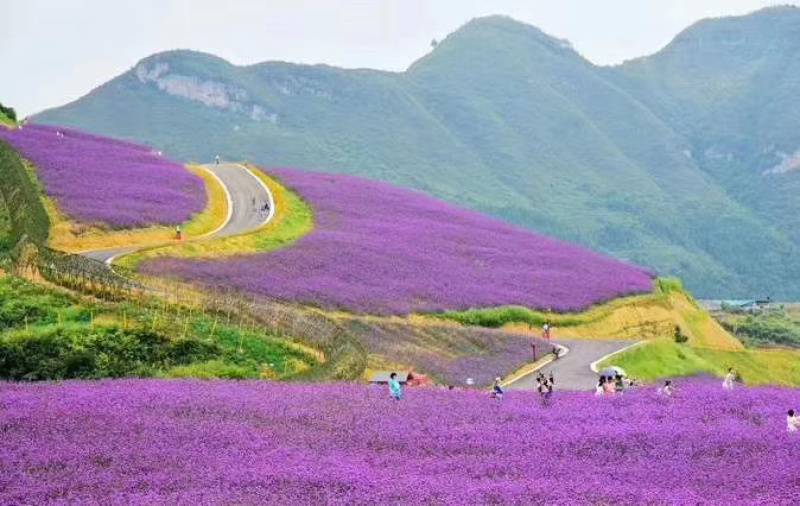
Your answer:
[34,6,800,299]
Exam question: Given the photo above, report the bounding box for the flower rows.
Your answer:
[142,169,653,314]
[0,124,205,228]
[1,379,797,504]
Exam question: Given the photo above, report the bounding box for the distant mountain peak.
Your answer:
[451,15,577,52]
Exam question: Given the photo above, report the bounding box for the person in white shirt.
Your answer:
[788,409,799,433]
[658,380,675,397]
[722,368,735,391]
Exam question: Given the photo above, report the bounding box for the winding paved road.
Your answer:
[82,163,273,263]
[506,339,638,391]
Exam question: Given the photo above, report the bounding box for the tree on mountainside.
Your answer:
[0,102,17,122]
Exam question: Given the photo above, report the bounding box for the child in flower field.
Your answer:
[788,409,799,433]
[595,377,605,396]
[389,372,402,401]
[722,368,736,391]
[603,377,616,396]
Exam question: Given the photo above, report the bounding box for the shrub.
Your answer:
[0,325,221,380]
[0,102,16,122]
[674,324,689,343]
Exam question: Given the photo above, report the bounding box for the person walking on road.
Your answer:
[389,372,402,401]
[722,368,736,391]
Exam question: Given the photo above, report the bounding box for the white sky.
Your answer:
[1,0,794,116]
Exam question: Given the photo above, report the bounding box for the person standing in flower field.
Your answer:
[175,224,182,241]
[722,368,736,391]
[215,155,220,165]
[491,377,504,399]
[389,372,402,401]
[542,319,552,341]
[788,409,799,433]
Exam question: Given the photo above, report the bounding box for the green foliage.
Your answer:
[674,325,689,344]
[656,277,684,295]
[434,283,670,329]
[721,312,800,348]
[0,141,50,247]
[600,338,800,386]
[0,102,17,123]
[0,275,86,330]
[31,12,800,299]
[0,324,219,380]
[0,275,318,380]
[0,192,11,251]
[162,360,253,379]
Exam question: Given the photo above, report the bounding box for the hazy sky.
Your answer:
[1,0,793,116]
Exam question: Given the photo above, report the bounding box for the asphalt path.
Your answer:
[506,339,637,391]
[81,163,273,263]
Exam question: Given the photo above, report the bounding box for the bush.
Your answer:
[0,141,50,246]
[0,102,16,122]
[0,276,85,330]
[674,324,689,343]
[0,325,221,380]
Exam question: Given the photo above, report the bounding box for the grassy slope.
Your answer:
[716,309,800,348]
[32,13,800,300]
[25,161,229,252]
[0,273,317,380]
[0,192,9,250]
[601,339,800,386]
[438,279,742,350]
[0,118,14,247]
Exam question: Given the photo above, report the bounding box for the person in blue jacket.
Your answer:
[389,372,402,401]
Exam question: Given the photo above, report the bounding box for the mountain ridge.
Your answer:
[33,7,800,299]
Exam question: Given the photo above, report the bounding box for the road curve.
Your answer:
[82,163,273,263]
[506,338,637,391]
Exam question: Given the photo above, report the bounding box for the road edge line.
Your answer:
[197,165,234,238]
[589,340,647,374]
[240,164,275,226]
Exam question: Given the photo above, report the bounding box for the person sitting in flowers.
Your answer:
[388,372,402,401]
[658,380,675,397]
[788,409,799,433]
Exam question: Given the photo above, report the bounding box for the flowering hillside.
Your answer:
[142,169,653,314]
[1,380,797,504]
[0,124,205,228]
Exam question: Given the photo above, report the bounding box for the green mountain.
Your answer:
[33,7,800,299]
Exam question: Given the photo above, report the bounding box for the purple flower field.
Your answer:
[1,380,798,505]
[0,124,205,228]
[142,169,653,314]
